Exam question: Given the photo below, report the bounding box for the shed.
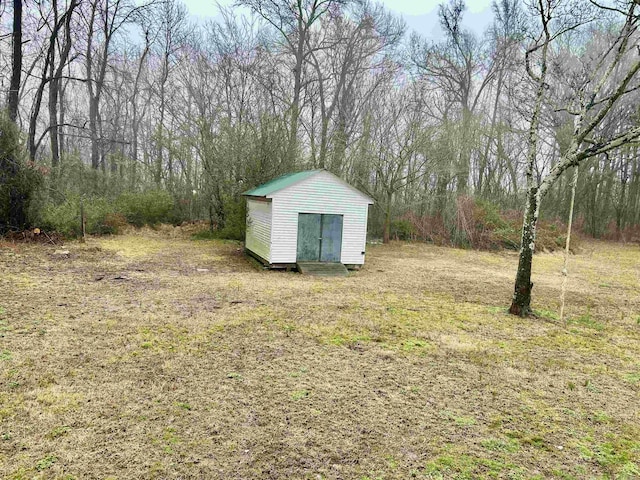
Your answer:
[242,169,374,270]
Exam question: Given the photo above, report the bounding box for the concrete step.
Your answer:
[296,262,349,277]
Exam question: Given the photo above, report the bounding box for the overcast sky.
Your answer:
[180,0,496,40]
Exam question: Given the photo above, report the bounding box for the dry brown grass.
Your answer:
[1,229,639,479]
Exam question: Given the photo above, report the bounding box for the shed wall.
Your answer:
[269,172,370,264]
[245,199,272,262]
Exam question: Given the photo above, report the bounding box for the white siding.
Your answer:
[269,171,371,264]
[246,199,272,262]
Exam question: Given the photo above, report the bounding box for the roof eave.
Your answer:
[243,194,272,201]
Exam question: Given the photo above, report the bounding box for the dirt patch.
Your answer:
[1,234,639,479]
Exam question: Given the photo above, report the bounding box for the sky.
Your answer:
[180,0,496,40]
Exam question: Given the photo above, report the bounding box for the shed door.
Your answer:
[320,214,343,262]
[297,214,322,261]
[296,213,343,262]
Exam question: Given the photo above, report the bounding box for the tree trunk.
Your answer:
[49,78,60,168]
[617,153,629,237]
[59,78,67,158]
[332,112,348,174]
[509,186,539,316]
[457,106,472,196]
[48,0,77,169]
[507,9,551,317]
[85,0,110,171]
[8,0,22,123]
[478,71,505,197]
[89,98,100,169]
[382,190,392,244]
[287,17,305,168]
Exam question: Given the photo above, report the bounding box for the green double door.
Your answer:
[296,213,343,263]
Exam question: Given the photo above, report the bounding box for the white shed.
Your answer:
[242,169,374,269]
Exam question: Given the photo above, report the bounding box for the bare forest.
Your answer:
[3,0,640,307]
[3,1,640,477]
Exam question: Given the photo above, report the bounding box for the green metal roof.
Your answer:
[242,170,323,197]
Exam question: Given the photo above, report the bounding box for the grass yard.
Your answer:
[1,229,640,479]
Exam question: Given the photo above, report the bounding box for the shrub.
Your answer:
[39,196,119,236]
[401,211,449,245]
[0,112,42,234]
[602,219,640,243]
[398,198,577,252]
[115,190,174,227]
[391,218,416,241]
[39,190,182,237]
[103,213,128,234]
[39,200,79,237]
[215,197,246,240]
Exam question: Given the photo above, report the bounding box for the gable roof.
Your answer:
[242,170,321,197]
[242,169,373,203]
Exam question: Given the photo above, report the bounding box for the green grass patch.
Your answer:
[588,411,612,424]
[577,439,640,476]
[480,437,520,453]
[401,338,431,352]
[570,312,604,331]
[290,389,310,401]
[423,452,521,478]
[440,410,476,427]
[35,454,57,471]
[534,309,559,320]
[153,427,182,454]
[625,371,640,384]
[289,367,309,378]
[46,425,70,439]
[486,306,507,314]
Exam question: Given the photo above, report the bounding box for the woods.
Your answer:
[3,3,640,476]
[2,0,640,313]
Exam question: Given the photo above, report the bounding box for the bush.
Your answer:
[214,197,246,240]
[390,218,416,241]
[0,112,42,234]
[40,190,176,237]
[398,198,577,252]
[40,196,119,236]
[115,190,174,227]
[103,213,128,233]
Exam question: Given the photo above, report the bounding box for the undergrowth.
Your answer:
[393,196,579,252]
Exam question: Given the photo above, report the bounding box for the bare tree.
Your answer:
[510,0,640,316]
[152,0,189,187]
[84,0,149,170]
[305,0,404,170]
[49,0,80,168]
[412,0,497,196]
[27,1,76,160]
[238,0,346,166]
